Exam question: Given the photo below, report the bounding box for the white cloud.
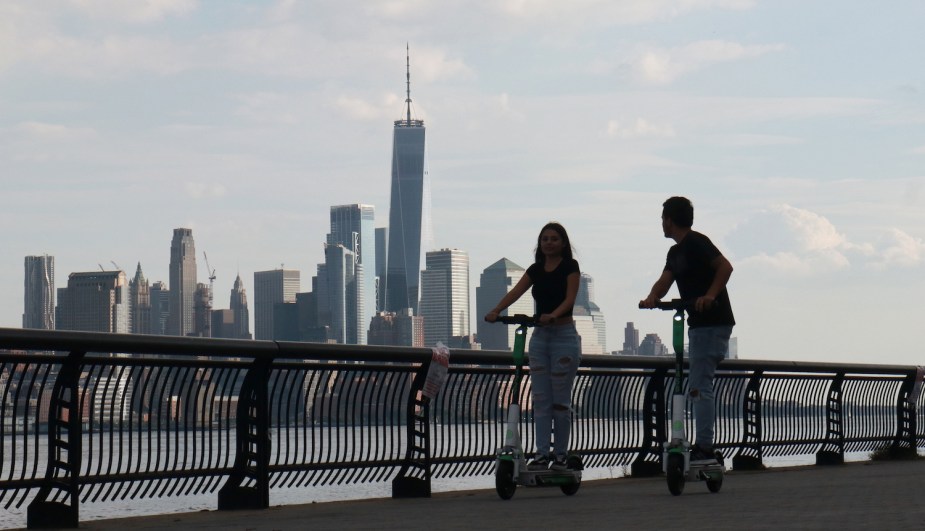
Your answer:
[912,145,925,154]
[334,93,404,122]
[606,118,676,139]
[727,204,854,275]
[184,182,227,199]
[726,204,925,277]
[498,0,755,25]
[234,92,300,125]
[66,0,197,23]
[17,121,97,140]
[869,229,925,269]
[634,40,785,85]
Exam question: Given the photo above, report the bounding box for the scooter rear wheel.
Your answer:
[706,474,723,493]
[560,481,580,496]
[666,453,685,496]
[495,460,517,500]
[560,454,582,496]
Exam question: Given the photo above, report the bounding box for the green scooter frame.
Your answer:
[492,314,582,500]
[646,300,724,496]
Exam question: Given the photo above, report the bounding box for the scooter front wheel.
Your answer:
[666,453,685,496]
[495,460,517,500]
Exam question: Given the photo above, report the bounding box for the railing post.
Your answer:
[733,370,764,470]
[816,372,845,465]
[392,361,431,498]
[889,371,918,458]
[631,367,666,477]
[218,357,270,510]
[27,350,85,529]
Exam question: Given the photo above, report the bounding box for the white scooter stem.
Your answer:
[671,394,686,443]
[504,403,521,448]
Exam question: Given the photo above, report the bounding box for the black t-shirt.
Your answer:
[526,258,580,317]
[665,231,735,328]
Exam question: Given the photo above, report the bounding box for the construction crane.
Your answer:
[110,261,122,271]
[203,252,216,309]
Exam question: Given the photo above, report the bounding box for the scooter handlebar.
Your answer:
[493,314,539,326]
[638,299,691,311]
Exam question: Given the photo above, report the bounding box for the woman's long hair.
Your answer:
[534,222,574,264]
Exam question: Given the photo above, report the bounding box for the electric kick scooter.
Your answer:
[642,299,724,496]
[492,314,582,500]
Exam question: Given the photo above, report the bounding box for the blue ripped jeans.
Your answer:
[528,323,581,458]
[688,325,733,449]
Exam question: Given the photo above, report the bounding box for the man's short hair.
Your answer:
[662,196,694,228]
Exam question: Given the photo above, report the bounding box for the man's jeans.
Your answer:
[688,325,733,448]
[528,323,581,458]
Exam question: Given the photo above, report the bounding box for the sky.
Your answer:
[1,0,923,365]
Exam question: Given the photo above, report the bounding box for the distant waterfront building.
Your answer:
[638,333,670,357]
[56,271,129,334]
[167,228,197,337]
[323,244,363,344]
[211,276,251,340]
[375,227,388,312]
[129,263,151,335]
[23,255,55,330]
[329,204,376,340]
[193,283,212,337]
[383,48,433,315]
[728,337,738,359]
[149,281,169,335]
[253,269,300,340]
[621,322,640,355]
[420,248,469,347]
[574,272,606,354]
[368,309,424,347]
[475,258,533,351]
[229,273,251,339]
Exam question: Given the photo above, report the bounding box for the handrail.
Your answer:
[1,327,922,529]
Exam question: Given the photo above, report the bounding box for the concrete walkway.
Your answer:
[32,460,925,530]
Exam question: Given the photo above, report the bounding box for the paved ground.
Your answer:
[22,460,925,530]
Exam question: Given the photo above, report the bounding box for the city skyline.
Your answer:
[2,2,923,364]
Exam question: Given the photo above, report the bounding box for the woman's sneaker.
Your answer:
[527,454,550,471]
[550,454,569,471]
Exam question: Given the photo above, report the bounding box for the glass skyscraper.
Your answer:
[384,49,432,315]
[475,258,534,351]
[23,254,55,330]
[328,204,376,342]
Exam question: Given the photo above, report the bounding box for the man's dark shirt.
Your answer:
[665,231,735,328]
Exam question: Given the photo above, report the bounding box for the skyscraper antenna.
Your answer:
[405,43,412,126]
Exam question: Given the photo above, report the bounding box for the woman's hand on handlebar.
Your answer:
[538,313,556,325]
[638,296,658,309]
[484,310,499,323]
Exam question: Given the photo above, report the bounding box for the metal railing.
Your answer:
[1,327,922,528]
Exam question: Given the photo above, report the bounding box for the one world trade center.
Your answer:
[384,46,433,315]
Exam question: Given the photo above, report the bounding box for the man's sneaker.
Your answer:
[527,455,550,471]
[690,444,718,464]
[550,454,568,471]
